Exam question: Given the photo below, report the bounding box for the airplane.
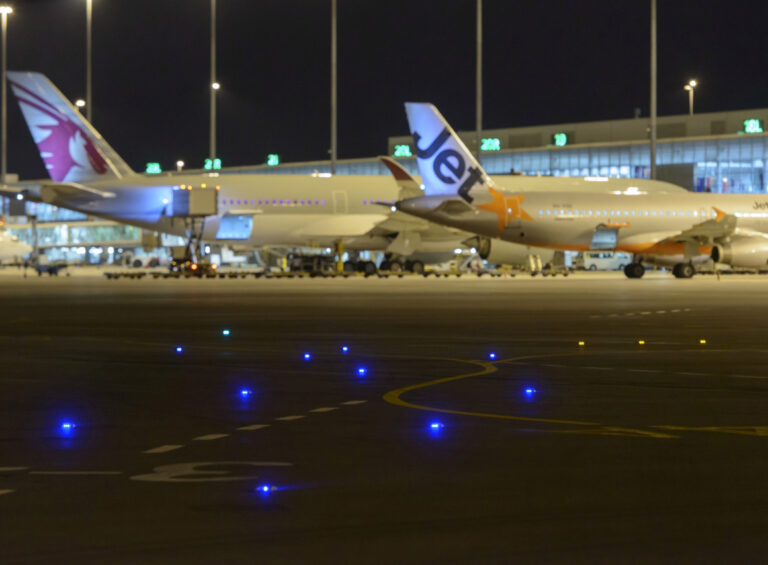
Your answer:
[5,71,561,274]
[0,228,33,264]
[395,102,768,278]
[3,72,686,275]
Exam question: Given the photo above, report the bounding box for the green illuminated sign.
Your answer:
[553,132,568,147]
[204,158,222,170]
[744,119,764,134]
[267,154,280,166]
[480,138,501,152]
[145,162,162,174]
[393,144,412,157]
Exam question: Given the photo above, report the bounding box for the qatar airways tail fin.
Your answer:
[7,71,134,182]
[404,102,492,203]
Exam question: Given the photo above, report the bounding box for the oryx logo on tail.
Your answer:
[405,102,489,203]
[7,71,134,183]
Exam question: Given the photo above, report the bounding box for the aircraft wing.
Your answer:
[657,207,737,245]
[40,182,116,204]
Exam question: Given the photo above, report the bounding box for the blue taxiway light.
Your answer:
[356,367,367,377]
[524,387,537,399]
[175,346,183,354]
[239,388,253,398]
[429,422,444,430]
[222,329,231,336]
[488,352,497,360]
[59,421,76,435]
[256,484,276,494]
[303,352,312,361]
[341,345,349,354]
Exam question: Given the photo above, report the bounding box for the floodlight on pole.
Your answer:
[176,160,184,172]
[75,99,86,108]
[212,82,220,90]
[683,79,697,116]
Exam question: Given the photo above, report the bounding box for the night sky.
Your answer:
[7,0,768,180]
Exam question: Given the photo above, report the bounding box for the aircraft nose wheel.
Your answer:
[623,263,645,278]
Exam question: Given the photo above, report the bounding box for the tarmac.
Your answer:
[2,269,768,563]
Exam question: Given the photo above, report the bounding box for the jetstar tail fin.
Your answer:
[404,102,492,203]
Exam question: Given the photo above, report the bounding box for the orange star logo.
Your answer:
[476,187,533,235]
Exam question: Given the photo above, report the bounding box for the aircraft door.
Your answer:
[332,191,348,214]
[590,225,618,250]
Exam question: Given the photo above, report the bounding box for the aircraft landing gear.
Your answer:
[672,262,695,279]
[624,263,645,279]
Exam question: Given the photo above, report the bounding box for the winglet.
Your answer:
[713,207,729,222]
[378,155,422,199]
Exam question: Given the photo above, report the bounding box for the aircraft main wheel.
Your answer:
[410,260,425,275]
[363,261,377,275]
[673,263,695,279]
[623,263,645,278]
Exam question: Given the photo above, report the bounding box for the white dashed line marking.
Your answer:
[656,310,666,314]
[684,308,692,312]
[0,467,28,473]
[29,471,123,476]
[341,400,367,405]
[275,415,305,421]
[193,434,229,441]
[608,314,618,317]
[678,372,706,376]
[0,489,14,496]
[671,309,681,313]
[641,311,652,315]
[589,315,601,318]
[583,366,612,370]
[143,444,184,454]
[309,407,339,413]
[237,424,270,431]
[625,313,635,317]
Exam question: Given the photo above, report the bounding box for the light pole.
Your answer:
[86,0,92,122]
[475,0,482,160]
[649,0,657,180]
[209,0,217,167]
[176,160,185,173]
[684,79,697,116]
[330,0,337,175]
[0,5,11,188]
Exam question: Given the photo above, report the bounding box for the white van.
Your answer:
[582,252,632,271]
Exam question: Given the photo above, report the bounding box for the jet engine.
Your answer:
[470,236,554,267]
[712,234,768,269]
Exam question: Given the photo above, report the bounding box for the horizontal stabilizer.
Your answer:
[40,182,116,204]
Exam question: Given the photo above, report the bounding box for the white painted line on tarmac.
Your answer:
[671,309,681,313]
[143,444,184,454]
[684,308,692,312]
[341,400,367,405]
[608,314,618,317]
[275,415,305,421]
[732,375,768,380]
[29,471,123,476]
[678,372,706,376]
[641,311,652,315]
[309,407,339,413]
[625,313,635,317]
[656,310,666,314]
[0,489,14,496]
[589,315,601,318]
[193,434,229,441]
[583,366,612,370]
[541,363,564,368]
[237,424,270,431]
[629,369,659,373]
[0,467,28,473]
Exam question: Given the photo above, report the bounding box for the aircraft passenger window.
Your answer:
[596,211,601,216]
[644,211,649,216]
[321,200,326,205]
[229,199,234,204]
[631,211,636,216]
[687,211,691,216]
[693,210,698,217]
[546,210,551,215]
[363,200,367,205]
[539,210,543,215]
[610,210,615,216]
[272,200,277,205]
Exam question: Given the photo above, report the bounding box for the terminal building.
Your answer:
[4,108,768,262]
